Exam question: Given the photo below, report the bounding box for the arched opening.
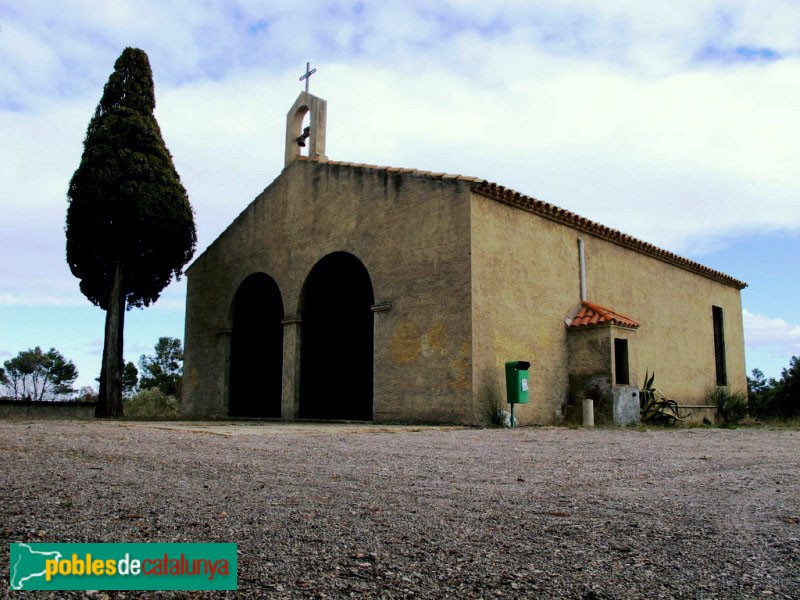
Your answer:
[295,107,310,158]
[299,252,374,420]
[229,273,284,418]
[284,92,327,167]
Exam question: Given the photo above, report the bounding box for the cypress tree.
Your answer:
[66,48,196,417]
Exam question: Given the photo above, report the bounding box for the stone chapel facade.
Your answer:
[182,91,747,425]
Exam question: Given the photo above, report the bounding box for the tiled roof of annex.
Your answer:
[567,301,640,330]
[296,157,748,290]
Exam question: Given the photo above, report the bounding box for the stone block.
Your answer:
[613,386,640,425]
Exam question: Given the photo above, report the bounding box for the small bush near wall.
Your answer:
[707,387,748,425]
[479,378,507,427]
[124,388,180,419]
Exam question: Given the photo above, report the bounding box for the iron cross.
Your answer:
[299,62,317,93]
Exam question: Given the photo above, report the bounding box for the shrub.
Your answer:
[640,371,687,425]
[125,388,179,419]
[480,383,507,427]
[707,386,748,425]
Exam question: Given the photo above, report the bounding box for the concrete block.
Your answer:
[613,386,640,425]
[582,398,594,427]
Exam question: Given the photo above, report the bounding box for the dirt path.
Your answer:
[1,421,798,598]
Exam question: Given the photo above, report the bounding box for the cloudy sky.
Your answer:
[1,1,799,391]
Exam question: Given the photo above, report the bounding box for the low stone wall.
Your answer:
[0,400,96,420]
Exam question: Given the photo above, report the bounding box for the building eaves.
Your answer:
[472,181,747,290]
[295,156,483,183]
[567,301,640,330]
[294,157,748,290]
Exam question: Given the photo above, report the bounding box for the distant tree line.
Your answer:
[748,356,800,419]
[1,337,184,413]
[120,337,183,418]
[0,347,78,402]
[121,336,184,400]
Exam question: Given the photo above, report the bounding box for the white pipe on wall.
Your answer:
[578,238,587,302]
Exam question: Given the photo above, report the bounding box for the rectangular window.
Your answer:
[712,305,727,386]
[614,338,630,385]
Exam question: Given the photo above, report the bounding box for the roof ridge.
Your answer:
[295,156,483,182]
[295,157,746,291]
[473,181,747,290]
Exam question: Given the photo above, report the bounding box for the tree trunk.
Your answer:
[97,362,106,416]
[95,262,125,418]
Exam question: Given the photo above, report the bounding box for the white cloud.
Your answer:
[1,0,799,388]
[0,292,186,310]
[743,309,800,378]
[312,55,800,253]
[0,293,86,308]
[138,297,186,312]
[3,1,800,301]
[743,309,800,352]
[86,338,103,357]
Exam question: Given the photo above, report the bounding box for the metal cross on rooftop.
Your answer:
[299,62,317,93]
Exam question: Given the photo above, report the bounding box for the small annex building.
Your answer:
[182,89,747,425]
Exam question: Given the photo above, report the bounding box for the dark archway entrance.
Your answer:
[229,273,284,418]
[300,252,374,420]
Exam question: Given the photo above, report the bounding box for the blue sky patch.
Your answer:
[1,1,798,390]
[248,19,269,35]
[695,44,781,64]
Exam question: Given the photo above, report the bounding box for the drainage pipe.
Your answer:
[578,238,587,302]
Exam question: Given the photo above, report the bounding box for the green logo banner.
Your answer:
[9,543,237,591]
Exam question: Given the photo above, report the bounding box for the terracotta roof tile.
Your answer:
[568,301,640,330]
[473,181,746,290]
[294,157,747,290]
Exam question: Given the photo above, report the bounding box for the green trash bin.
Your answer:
[505,361,531,405]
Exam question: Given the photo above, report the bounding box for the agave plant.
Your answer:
[640,371,688,424]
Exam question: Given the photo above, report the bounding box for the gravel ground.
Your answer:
[1,421,799,599]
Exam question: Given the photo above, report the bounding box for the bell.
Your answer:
[296,125,310,147]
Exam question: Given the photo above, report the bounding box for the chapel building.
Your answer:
[182,90,747,425]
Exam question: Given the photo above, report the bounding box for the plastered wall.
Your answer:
[184,160,746,426]
[183,160,475,422]
[470,192,746,425]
